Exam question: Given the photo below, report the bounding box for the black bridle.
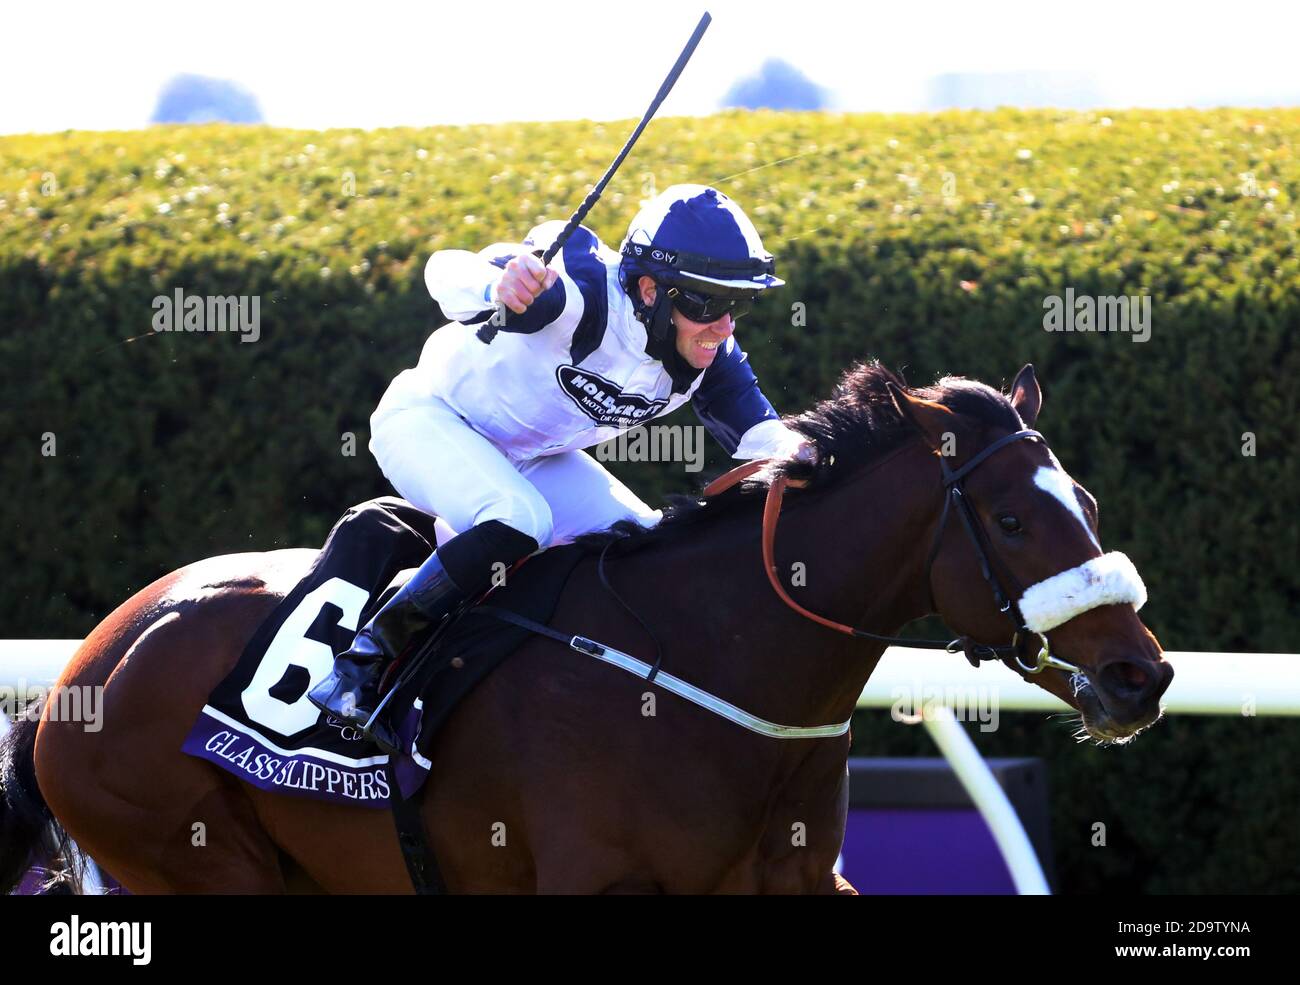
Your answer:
[783,428,1083,675]
[478,427,1084,697]
[924,429,1079,674]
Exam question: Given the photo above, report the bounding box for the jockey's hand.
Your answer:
[494,253,559,315]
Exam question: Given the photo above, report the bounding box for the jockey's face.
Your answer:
[672,307,735,369]
[638,276,736,370]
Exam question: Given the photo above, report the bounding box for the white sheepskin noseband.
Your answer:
[1018,552,1147,634]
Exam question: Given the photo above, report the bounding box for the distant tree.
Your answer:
[151,74,263,124]
[723,58,828,111]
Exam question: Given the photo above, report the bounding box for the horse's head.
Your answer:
[887,365,1172,743]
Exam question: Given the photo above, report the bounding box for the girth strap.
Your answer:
[386,762,447,895]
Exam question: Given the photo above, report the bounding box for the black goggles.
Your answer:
[664,286,752,323]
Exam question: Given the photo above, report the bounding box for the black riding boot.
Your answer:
[307,520,540,753]
[307,550,465,752]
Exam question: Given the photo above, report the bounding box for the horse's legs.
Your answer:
[38,710,288,894]
[242,791,413,893]
[35,591,292,894]
[39,727,287,893]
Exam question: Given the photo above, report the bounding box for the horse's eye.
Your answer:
[998,514,1022,534]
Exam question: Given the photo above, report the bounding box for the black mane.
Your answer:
[575,360,1025,555]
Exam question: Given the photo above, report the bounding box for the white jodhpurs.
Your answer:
[369,398,662,549]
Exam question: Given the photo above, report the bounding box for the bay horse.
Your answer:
[1,362,1171,894]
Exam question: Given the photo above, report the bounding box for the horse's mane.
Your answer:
[575,360,1025,556]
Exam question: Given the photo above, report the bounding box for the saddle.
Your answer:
[182,497,584,807]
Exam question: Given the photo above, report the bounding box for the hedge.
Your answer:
[2,108,1296,892]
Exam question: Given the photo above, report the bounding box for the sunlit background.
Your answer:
[2,0,1297,904]
[4,0,1298,135]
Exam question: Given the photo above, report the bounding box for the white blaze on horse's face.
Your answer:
[1016,448,1147,638]
[1032,452,1101,551]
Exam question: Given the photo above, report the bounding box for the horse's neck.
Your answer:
[746,442,941,724]
[638,442,941,730]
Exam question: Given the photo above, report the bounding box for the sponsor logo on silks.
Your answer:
[556,365,668,430]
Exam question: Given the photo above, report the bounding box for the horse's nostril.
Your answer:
[1101,660,1150,695]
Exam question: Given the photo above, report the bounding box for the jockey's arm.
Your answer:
[423,223,576,333]
[691,337,806,461]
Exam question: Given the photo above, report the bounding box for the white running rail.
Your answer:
[4,641,1296,895]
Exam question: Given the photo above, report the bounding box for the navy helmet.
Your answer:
[619,184,783,304]
[618,185,783,350]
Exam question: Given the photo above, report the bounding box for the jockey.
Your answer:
[308,184,813,749]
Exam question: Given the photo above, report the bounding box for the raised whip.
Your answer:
[478,11,712,342]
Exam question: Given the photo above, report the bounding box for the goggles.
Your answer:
[664,285,752,323]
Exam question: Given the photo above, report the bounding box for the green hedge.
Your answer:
[2,109,1297,892]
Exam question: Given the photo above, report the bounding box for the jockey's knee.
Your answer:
[477,491,554,550]
[439,518,542,594]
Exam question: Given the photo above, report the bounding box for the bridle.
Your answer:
[473,426,1087,742]
[754,428,1084,677]
[757,428,1082,675]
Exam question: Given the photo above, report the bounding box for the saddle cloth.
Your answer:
[181,496,584,807]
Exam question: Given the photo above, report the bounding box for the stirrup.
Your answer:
[360,706,401,755]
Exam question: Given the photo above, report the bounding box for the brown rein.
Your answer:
[703,449,1039,663]
[759,474,861,636]
[704,460,894,639]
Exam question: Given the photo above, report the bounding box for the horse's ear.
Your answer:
[1010,363,1042,427]
[886,380,956,452]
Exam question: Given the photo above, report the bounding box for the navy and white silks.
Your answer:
[370,220,803,549]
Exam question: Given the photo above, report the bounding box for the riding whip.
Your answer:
[477,11,712,343]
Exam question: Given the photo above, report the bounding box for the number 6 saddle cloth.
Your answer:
[181,496,584,808]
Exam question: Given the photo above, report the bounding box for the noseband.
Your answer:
[753,429,1083,676]
[923,429,1081,673]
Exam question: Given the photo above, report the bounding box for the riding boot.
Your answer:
[307,519,541,753]
[307,550,466,752]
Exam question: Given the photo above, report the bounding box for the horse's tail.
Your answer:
[0,711,77,894]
